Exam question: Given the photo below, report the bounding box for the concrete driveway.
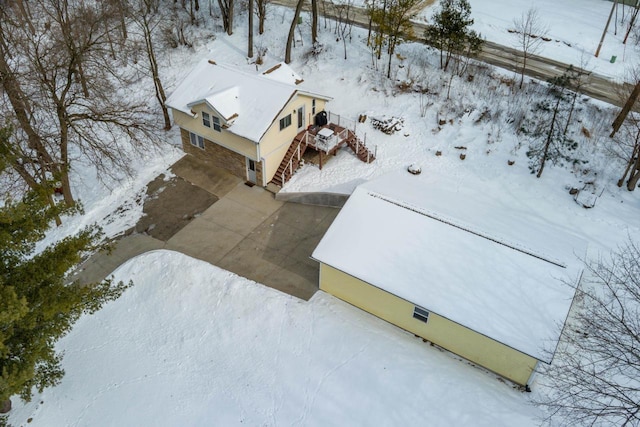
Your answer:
[73,155,339,301]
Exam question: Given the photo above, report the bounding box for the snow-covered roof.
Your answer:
[261,62,304,85]
[166,60,331,142]
[312,172,586,363]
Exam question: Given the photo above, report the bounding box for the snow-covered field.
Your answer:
[6,0,640,425]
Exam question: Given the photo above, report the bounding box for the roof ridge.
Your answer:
[367,190,567,269]
[207,59,300,90]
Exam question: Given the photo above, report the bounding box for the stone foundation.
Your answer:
[180,128,263,185]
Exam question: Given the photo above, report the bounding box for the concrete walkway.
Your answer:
[72,155,339,301]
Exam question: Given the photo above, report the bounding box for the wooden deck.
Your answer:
[270,116,376,187]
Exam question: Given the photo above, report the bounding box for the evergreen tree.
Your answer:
[524,66,584,178]
[423,0,482,72]
[0,174,130,413]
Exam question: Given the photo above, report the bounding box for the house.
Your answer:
[166,60,374,187]
[311,172,586,388]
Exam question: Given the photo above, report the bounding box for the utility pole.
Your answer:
[596,0,618,57]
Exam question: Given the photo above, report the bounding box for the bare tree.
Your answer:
[285,0,305,64]
[130,0,172,130]
[623,0,640,44]
[255,0,270,34]
[513,8,548,89]
[538,238,640,426]
[0,4,73,210]
[609,111,640,191]
[619,129,640,190]
[218,0,234,35]
[0,0,159,212]
[311,0,319,44]
[331,0,355,60]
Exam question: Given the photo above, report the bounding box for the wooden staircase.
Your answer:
[271,134,308,187]
[270,126,376,188]
[345,130,376,163]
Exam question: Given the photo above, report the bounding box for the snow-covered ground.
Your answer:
[6,0,640,425]
[7,251,543,426]
[419,0,640,80]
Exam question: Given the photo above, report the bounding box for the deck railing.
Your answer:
[280,112,378,184]
[327,111,375,156]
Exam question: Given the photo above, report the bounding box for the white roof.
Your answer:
[312,172,586,362]
[166,60,330,142]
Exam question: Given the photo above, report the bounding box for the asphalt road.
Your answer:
[271,0,630,107]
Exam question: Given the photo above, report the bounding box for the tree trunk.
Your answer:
[386,37,395,78]
[519,54,528,89]
[623,2,640,43]
[564,90,579,136]
[58,117,76,207]
[217,0,234,35]
[626,151,640,190]
[248,0,254,57]
[228,0,234,35]
[0,40,63,193]
[611,80,640,137]
[76,59,90,98]
[1,398,11,414]
[377,0,387,60]
[311,0,318,44]
[618,136,640,187]
[259,6,265,34]
[16,0,35,34]
[143,18,171,130]
[537,96,562,178]
[285,0,304,64]
[118,0,128,40]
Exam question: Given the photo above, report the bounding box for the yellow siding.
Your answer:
[260,96,328,183]
[172,109,258,159]
[319,264,538,386]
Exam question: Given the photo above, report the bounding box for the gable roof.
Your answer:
[166,60,331,142]
[312,172,586,363]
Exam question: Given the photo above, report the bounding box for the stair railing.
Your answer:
[280,133,307,185]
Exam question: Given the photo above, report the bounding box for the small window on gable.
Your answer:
[202,112,211,128]
[413,306,429,323]
[312,99,316,116]
[279,114,292,131]
[189,132,205,149]
[212,116,221,132]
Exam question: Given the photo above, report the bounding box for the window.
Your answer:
[279,114,292,130]
[212,116,221,132]
[202,112,211,128]
[189,132,204,149]
[413,306,429,323]
[312,99,316,115]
